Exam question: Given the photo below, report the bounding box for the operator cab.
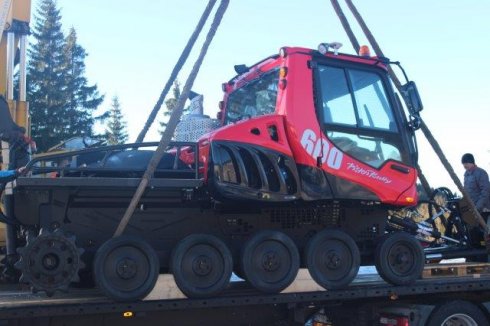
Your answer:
[209,44,418,206]
[314,50,410,169]
[307,43,418,204]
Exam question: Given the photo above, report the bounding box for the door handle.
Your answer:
[390,164,410,174]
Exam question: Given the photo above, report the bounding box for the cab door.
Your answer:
[311,59,417,205]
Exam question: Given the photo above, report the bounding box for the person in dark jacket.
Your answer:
[462,153,490,215]
[462,154,490,252]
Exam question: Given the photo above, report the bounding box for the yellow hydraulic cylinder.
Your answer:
[15,101,28,132]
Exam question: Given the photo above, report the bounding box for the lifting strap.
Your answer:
[135,0,217,143]
[329,0,432,197]
[331,0,488,232]
[114,0,230,237]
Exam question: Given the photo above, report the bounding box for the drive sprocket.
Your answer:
[15,228,85,296]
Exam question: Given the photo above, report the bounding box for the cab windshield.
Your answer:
[225,69,279,124]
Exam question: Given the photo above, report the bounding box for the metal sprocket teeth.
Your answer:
[25,231,37,244]
[39,227,52,236]
[18,273,28,284]
[15,228,85,296]
[14,255,26,276]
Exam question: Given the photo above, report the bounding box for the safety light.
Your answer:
[359,45,371,57]
[405,197,415,203]
[279,67,288,78]
[123,311,134,318]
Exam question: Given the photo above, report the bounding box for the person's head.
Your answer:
[462,153,476,170]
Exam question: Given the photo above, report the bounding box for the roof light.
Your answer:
[359,45,371,57]
[318,42,343,55]
[318,43,328,55]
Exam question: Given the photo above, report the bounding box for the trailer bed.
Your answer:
[1,265,490,320]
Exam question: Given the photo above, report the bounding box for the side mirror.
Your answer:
[401,81,423,114]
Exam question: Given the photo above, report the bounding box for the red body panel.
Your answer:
[281,51,417,205]
[209,115,292,155]
[198,138,211,178]
[203,47,418,206]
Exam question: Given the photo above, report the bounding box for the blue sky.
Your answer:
[31,0,490,192]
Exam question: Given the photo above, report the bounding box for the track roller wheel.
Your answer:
[375,232,424,285]
[93,236,159,302]
[305,229,360,289]
[241,230,299,293]
[171,234,232,298]
[15,228,84,296]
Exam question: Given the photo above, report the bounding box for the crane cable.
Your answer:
[114,0,230,237]
[331,0,488,233]
[330,0,359,54]
[135,0,218,143]
[330,0,433,197]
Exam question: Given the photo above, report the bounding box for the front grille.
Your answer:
[267,206,338,229]
[211,142,298,200]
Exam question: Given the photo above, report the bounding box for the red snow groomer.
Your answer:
[201,43,420,207]
[12,43,447,302]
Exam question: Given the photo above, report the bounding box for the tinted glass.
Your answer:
[318,65,397,132]
[349,70,397,131]
[319,66,356,126]
[327,131,401,168]
[225,69,279,125]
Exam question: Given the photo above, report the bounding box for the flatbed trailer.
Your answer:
[2,265,490,325]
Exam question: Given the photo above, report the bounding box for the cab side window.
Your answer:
[348,69,397,132]
[320,66,356,126]
[225,69,279,125]
[317,64,403,168]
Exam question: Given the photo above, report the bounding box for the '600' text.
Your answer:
[300,129,343,169]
